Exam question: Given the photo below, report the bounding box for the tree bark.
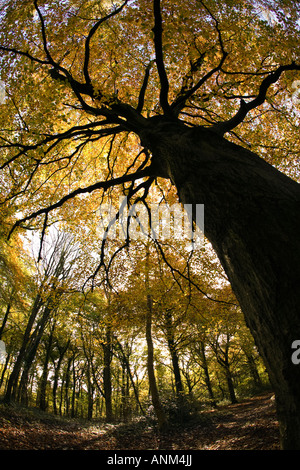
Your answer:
[141,119,300,449]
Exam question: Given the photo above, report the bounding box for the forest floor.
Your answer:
[0,392,280,451]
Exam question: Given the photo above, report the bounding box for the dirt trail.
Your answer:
[0,393,280,450]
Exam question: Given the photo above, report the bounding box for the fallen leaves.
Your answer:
[0,393,280,450]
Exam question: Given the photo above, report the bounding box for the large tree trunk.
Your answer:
[141,119,300,449]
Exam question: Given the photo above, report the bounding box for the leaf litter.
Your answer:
[0,393,280,450]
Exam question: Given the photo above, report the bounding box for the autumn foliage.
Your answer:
[0,0,300,450]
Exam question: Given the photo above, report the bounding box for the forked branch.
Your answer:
[213,62,300,135]
[83,0,129,87]
[171,0,228,115]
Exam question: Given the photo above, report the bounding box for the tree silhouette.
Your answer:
[1,0,300,449]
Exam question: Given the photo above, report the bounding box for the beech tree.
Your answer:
[1,0,300,448]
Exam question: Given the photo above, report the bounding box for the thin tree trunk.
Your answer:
[198,341,217,408]
[214,338,238,405]
[0,352,10,389]
[120,360,127,421]
[4,293,43,402]
[0,288,14,339]
[114,337,146,417]
[52,340,70,415]
[86,360,94,420]
[18,304,54,404]
[145,247,168,431]
[225,367,238,404]
[167,335,184,399]
[39,323,55,411]
[244,351,263,389]
[102,327,113,422]
[146,293,168,430]
[71,359,77,418]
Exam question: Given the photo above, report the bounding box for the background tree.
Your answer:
[3,230,78,403]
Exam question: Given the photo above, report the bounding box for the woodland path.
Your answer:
[0,393,279,451]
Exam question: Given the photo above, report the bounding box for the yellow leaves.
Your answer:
[0,0,299,308]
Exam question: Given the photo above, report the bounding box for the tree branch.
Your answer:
[0,45,49,65]
[171,54,227,115]
[84,176,155,290]
[171,0,228,115]
[0,41,96,113]
[33,0,56,66]
[0,121,122,170]
[136,61,154,113]
[213,62,300,135]
[83,0,129,87]
[152,0,171,115]
[7,166,154,240]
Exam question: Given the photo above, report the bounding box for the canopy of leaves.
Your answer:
[0,1,299,280]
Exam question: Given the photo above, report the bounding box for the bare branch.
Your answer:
[136,61,154,113]
[84,176,155,290]
[213,62,300,135]
[7,166,153,240]
[152,0,171,115]
[0,121,122,169]
[83,0,129,87]
[33,0,56,66]
[0,45,49,65]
